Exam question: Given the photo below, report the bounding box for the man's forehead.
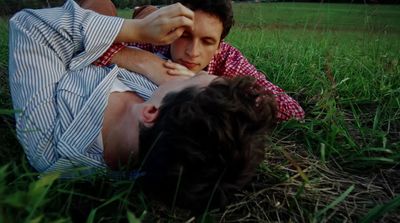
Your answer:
[193,10,223,25]
[193,9,221,20]
[187,10,223,37]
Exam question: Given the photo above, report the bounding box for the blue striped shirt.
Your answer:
[8,0,157,177]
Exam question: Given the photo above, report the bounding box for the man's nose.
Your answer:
[185,40,200,58]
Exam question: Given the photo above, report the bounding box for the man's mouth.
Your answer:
[180,60,199,70]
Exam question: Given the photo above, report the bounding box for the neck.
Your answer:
[102,91,143,170]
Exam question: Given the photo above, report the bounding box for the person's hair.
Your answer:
[136,76,277,211]
[174,0,234,40]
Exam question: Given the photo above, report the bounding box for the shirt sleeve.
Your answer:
[8,0,124,172]
[9,0,124,108]
[93,42,127,66]
[208,42,305,121]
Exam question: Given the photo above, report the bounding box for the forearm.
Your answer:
[115,3,194,45]
[114,20,142,43]
[9,0,124,104]
[110,47,169,84]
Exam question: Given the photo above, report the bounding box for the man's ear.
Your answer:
[141,104,159,126]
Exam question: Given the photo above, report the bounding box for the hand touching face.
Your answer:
[114,3,194,45]
[136,3,195,45]
[164,59,195,77]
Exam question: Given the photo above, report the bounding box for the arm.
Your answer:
[109,46,177,84]
[9,0,125,111]
[114,3,194,45]
[93,5,179,84]
[8,0,194,173]
[208,42,305,121]
[8,0,127,172]
[95,44,193,85]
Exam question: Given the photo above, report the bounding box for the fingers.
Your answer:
[167,16,194,32]
[163,27,186,44]
[158,3,194,36]
[164,60,187,71]
[125,3,194,45]
[155,3,194,30]
[162,3,194,22]
[163,60,179,69]
[137,4,194,45]
[158,6,194,44]
[164,60,195,77]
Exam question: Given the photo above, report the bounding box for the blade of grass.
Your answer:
[359,195,400,223]
[127,210,141,223]
[86,208,97,223]
[314,185,354,220]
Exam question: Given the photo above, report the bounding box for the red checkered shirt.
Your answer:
[94,42,305,121]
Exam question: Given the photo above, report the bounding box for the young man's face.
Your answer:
[170,10,223,73]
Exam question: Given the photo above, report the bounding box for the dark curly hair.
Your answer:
[174,0,234,40]
[136,76,277,211]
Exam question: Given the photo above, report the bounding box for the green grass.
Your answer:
[1,3,400,222]
[233,3,400,31]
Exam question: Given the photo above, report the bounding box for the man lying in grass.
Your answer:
[9,0,276,211]
[85,0,305,122]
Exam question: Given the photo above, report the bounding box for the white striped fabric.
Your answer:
[8,0,157,177]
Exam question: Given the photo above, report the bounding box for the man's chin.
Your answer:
[191,67,205,74]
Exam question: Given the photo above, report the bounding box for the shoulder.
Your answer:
[219,41,242,55]
[214,41,249,65]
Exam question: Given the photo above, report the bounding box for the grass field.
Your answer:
[1,2,400,222]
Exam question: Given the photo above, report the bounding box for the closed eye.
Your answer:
[203,37,217,45]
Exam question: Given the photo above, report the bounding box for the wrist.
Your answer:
[115,20,142,43]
